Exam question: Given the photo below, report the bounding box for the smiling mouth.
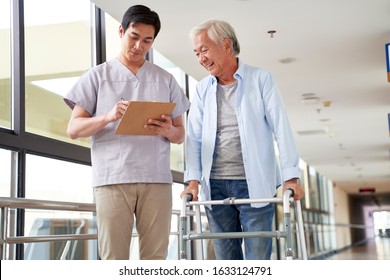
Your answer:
[204,62,213,70]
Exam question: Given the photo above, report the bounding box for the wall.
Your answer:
[332,184,351,249]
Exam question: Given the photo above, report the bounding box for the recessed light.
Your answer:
[279,57,296,64]
[301,93,319,104]
[302,92,316,97]
[301,96,320,105]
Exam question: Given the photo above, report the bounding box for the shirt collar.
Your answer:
[234,58,245,80]
[210,57,244,84]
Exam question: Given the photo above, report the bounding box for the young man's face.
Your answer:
[119,22,155,65]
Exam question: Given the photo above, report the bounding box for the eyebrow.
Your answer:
[129,31,154,41]
[194,44,206,52]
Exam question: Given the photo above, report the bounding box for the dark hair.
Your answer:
[121,5,161,38]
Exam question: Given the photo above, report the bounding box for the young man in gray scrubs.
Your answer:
[64,5,190,260]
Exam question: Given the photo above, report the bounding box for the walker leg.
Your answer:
[194,205,204,260]
[179,194,192,260]
[283,190,294,260]
[295,200,308,260]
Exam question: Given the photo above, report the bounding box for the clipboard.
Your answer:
[115,101,176,135]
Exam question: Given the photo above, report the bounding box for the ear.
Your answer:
[119,25,124,38]
[223,38,231,52]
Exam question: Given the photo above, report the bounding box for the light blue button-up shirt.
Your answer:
[184,59,300,207]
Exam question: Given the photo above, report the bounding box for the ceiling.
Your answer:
[93,0,390,198]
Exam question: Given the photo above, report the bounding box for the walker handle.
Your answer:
[287,188,294,198]
[181,193,193,218]
[184,193,193,202]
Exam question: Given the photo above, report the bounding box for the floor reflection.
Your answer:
[325,237,390,260]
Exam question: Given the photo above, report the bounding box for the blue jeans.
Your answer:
[205,179,274,260]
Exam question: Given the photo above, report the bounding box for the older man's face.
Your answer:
[193,31,231,79]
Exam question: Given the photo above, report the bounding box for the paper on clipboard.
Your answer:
[115,101,176,135]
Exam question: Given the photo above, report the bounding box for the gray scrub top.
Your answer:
[64,58,190,187]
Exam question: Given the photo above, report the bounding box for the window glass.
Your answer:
[308,166,320,209]
[373,211,390,237]
[319,175,329,212]
[322,214,331,251]
[152,49,188,172]
[153,49,187,90]
[24,212,97,260]
[25,154,92,202]
[299,159,309,209]
[24,154,96,259]
[0,0,11,129]
[0,149,13,197]
[23,0,91,147]
[105,13,120,60]
[188,75,198,101]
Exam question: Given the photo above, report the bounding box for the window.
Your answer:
[308,166,320,209]
[25,154,92,202]
[24,154,94,244]
[373,211,390,237]
[0,149,13,197]
[23,154,95,260]
[319,175,330,212]
[153,49,188,172]
[0,0,11,129]
[24,0,91,147]
[188,75,198,101]
[105,12,120,61]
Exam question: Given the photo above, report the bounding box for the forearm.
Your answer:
[67,113,112,139]
[166,125,185,144]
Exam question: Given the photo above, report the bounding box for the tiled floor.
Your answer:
[324,237,390,260]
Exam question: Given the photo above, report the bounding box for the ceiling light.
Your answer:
[279,57,296,64]
[302,93,316,97]
[301,92,320,105]
[296,129,326,135]
[324,125,339,138]
[301,96,320,105]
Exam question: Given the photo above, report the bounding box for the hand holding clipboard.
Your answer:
[115,101,176,136]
